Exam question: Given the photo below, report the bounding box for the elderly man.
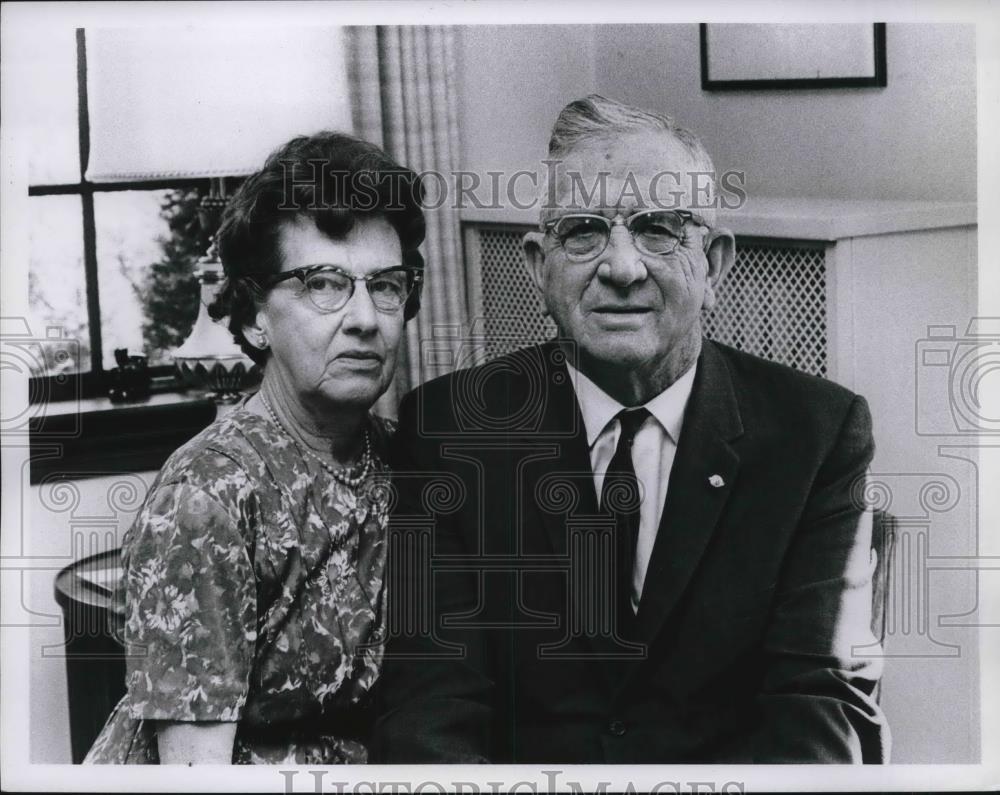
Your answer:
[373,95,889,763]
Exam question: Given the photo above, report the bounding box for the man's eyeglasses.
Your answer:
[256,265,422,314]
[543,208,709,261]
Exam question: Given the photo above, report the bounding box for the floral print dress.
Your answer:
[84,404,394,764]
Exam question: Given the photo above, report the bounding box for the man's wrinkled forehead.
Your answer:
[542,132,707,220]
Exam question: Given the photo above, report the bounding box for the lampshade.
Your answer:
[85,26,353,182]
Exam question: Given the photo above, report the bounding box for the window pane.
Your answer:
[28,195,90,375]
[17,26,82,184]
[95,189,204,367]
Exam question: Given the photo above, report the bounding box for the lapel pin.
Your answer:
[708,474,725,488]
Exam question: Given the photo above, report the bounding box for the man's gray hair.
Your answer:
[548,94,714,173]
[539,94,717,220]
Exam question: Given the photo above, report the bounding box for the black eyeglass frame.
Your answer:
[543,208,712,260]
[252,264,424,314]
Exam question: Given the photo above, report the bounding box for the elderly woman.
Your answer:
[84,132,425,764]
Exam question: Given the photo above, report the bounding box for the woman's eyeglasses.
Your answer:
[257,265,422,314]
[543,208,709,261]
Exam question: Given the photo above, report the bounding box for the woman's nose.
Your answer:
[597,225,647,287]
[342,283,380,332]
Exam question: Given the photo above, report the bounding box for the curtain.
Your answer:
[346,26,472,415]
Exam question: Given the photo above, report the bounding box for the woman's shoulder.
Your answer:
[126,408,285,552]
[153,406,281,497]
[152,405,395,495]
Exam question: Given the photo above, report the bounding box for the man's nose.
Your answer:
[342,282,379,332]
[597,224,647,287]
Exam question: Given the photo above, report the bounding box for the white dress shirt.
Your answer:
[564,361,697,611]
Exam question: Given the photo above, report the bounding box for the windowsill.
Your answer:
[29,390,220,484]
[38,389,214,418]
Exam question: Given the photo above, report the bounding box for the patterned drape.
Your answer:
[346,26,471,415]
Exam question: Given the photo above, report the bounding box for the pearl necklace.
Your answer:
[259,391,372,488]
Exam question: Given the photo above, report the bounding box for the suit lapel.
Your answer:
[519,343,647,671]
[521,342,600,556]
[635,340,744,642]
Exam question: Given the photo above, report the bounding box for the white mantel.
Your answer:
[717,197,977,241]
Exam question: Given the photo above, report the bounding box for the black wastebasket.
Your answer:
[53,547,125,764]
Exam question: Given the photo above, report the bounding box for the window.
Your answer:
[27,29,207,401]
[26,24,353,403]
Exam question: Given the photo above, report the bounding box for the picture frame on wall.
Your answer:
[700,23,887,90]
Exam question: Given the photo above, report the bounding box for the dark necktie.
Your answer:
[600,407,650,629]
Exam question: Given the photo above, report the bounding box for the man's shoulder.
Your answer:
[396,342,566,440]
[706,339,866,435]
[710,339,855,399]
[404,342,557,404]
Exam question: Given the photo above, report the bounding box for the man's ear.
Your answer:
[522,231,548,293]
[702,227,735,311]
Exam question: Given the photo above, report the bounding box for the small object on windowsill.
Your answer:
[107,348,152,403]
[149,374,186,394]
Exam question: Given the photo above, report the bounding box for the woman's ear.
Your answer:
[701,227,735,312]
[242,306,270,352]
[523,231,548,293]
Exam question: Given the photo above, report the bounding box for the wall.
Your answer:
[458,24,976,203]
[597,23,976,202]
[26,472,155,763]
[833,225,980,763]
[457,25,596,178]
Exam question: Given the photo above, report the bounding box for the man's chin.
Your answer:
[577,341,655,372]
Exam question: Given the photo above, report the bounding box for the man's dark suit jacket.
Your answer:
[372,339,889,763]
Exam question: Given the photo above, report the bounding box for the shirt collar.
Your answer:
[565,359,698,448]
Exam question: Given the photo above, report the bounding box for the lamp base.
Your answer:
[175,356,260,404]
[171,178,261,404]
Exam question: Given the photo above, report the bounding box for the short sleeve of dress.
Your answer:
[123,481,257,722]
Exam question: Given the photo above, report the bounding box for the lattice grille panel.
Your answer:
[473,225,556,360]
[703,243,827,377]
[470,225,828,377]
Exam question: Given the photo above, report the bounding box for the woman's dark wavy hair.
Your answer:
[209,131,426,364]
